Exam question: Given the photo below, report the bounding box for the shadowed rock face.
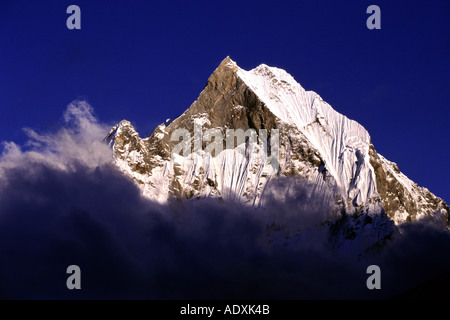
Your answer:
[369,144,449,224]
[107,56,449,228]
[160,57,281,152]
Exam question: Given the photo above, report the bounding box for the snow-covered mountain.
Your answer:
[106,57,449,242]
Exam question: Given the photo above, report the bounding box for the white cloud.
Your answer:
[0,100,113,174]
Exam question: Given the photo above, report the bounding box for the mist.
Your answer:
[0,101,448,299]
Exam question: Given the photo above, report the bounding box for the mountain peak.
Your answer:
[108,58,449,227]
[216,56,238,72]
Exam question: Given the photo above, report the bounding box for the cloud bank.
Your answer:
[0,101,448,299]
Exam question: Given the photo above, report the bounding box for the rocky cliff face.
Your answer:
[106,57,449,232]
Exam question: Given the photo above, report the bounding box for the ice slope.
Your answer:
[234,59,379,213]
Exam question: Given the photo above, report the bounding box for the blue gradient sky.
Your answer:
[0,0,449,201]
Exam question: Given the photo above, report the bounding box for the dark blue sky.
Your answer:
[0,0,449,201]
